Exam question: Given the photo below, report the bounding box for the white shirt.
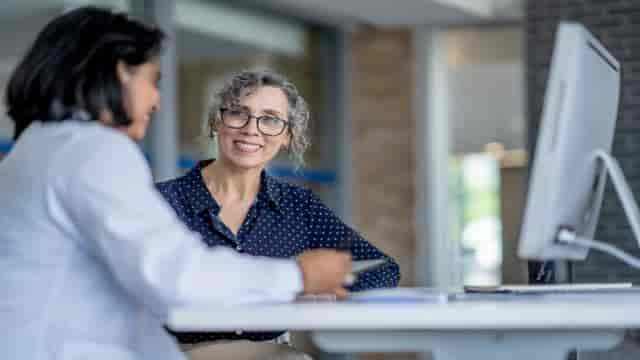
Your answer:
[0,121,303,360]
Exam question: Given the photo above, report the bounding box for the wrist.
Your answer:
[295,258,308,294]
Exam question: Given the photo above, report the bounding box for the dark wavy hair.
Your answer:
[5,6,165,140]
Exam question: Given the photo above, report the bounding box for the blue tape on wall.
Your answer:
[0,140,12,154]
[267,165,336,185]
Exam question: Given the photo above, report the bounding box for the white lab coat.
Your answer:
[0,121,302,360]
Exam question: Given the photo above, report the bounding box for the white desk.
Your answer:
[167,291,640,360]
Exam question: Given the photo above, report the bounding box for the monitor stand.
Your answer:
[556,150,640,269]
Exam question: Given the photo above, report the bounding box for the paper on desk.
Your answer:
[347,287,450,304]
[296,294,338,303]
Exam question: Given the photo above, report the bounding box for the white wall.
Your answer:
[449,62,524,153]
[441,26,525,154]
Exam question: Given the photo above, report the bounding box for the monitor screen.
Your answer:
[518,22,621,261]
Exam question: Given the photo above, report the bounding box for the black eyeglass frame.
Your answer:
[218,107,290,137]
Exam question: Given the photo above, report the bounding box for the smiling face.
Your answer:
[215,85,291,171]
[116,58,161,141]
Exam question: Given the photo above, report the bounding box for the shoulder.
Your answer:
[263,174,328,216]
[78,122,139,152]
[73,123,145,167]
[49,122,152,200]
[155,176,181,195]
[265,174,315,203]
[55,122,148,179]
[154,173,190,207]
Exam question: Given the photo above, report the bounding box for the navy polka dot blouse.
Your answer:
[156,160,401,344]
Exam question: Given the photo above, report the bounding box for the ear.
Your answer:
[212,112,222,131]
[282,133,291,150]
[209,119,217,138]
[116,60,132,85]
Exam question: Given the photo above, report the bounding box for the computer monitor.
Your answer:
[518,22,640,265]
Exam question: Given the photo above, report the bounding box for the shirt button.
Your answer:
[235,330,243,335]
[236,245,243,252]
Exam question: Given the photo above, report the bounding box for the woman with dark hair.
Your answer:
[156,69,401,359]
[0,7,351,360]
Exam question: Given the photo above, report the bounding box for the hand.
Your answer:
[296,249,352,295]
[332,287,350,300]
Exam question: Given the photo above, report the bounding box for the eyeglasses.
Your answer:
[219,107,289,136]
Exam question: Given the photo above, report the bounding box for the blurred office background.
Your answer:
[3,1,640,359]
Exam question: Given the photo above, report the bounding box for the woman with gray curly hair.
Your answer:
[207,70,311,168]
[156,69,400,360]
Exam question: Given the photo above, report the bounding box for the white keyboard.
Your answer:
[348,287,450,303]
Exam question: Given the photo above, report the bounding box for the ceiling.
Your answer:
[239,0,523,27]
[0,0,524,66]
[0,2,291,65]
[0,0,524,27]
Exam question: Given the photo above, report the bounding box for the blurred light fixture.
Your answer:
[484,142,506,161]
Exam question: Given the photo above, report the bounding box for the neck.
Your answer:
[201,159,263,203]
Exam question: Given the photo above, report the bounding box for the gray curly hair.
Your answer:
[207,69,311,168]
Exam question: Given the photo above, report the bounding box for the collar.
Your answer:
[183,159,284,214]
[259,170,284,214]
[183,160,220,215]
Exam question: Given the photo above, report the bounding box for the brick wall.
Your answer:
[350,27,417,287]
[527,1,640,283]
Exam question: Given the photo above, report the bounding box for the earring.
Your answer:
[209,119,217,139]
